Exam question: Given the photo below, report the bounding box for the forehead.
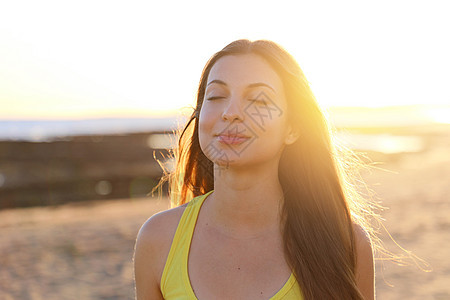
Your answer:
[207,54,283,88]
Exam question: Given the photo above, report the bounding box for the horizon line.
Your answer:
[1,103,449,121]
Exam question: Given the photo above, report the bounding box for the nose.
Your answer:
[222,96,244,121]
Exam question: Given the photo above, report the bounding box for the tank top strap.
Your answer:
[160,189,303,299]
[160,190,214,298]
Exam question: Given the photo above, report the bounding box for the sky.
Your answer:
[0,0,449,120]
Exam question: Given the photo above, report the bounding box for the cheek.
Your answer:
[250,113,289,153]
[243,96,288,133]
[199,104,216,129]
[198,107,216,150]
[199,101,219,126]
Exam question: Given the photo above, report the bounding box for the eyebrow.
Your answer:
[247,82,276,93]
[206,80,276,93]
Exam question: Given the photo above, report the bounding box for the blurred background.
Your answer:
[1,0,449,299]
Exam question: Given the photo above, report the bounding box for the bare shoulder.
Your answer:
[352,223,374,268]
[136,203,188,251]
[133,203,188,300]
[353,223,372,250]
[352,223,375,300]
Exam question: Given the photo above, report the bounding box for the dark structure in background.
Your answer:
[0,132,171,209]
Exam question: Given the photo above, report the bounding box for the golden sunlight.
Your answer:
[0,1,448,120]
[424,107,450,124]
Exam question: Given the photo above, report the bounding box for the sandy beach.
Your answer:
[0,134,449,299]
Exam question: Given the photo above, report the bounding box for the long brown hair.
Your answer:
[157,39,378,299]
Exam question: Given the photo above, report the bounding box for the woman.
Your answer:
[134,39,375,299]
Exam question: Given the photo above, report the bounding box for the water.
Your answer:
[0,115,430,154]
[0,117,184,142]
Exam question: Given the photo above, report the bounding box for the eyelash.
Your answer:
[206,96,224,101]
[249,99,268,105]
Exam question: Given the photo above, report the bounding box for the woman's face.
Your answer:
[199,53,295,169]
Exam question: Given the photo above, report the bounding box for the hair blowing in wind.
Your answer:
[154,39,385,299]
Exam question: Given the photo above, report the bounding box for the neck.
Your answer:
[204,159,284,238]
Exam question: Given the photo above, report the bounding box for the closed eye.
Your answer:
[206,96,225,101]
[249,99,268,105]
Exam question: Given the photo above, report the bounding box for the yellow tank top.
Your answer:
[160,190,303,299]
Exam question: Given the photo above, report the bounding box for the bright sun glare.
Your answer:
[424,108,450,124]
[0,1,449,120]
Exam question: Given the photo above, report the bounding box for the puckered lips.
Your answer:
[215,132,251,145]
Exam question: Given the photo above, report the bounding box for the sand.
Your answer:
[1,142,449,299]
[0,197,168,300]
[363,144,450,299]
